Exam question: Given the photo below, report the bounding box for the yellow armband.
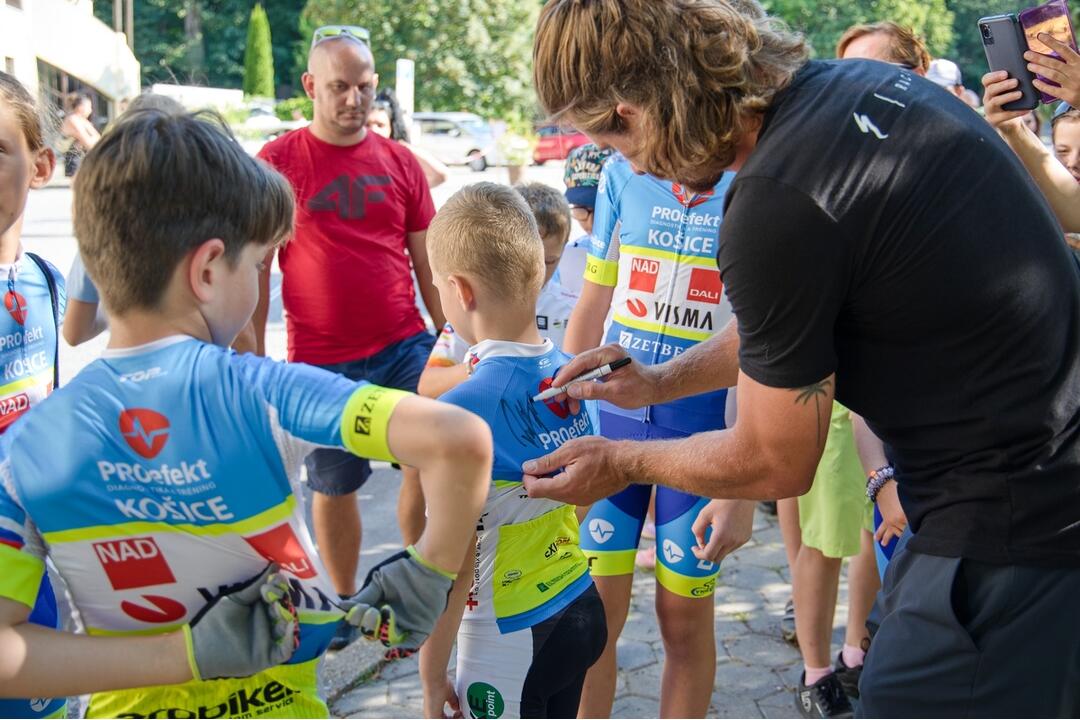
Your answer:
[584,257,619,287]
[340,384,411,463]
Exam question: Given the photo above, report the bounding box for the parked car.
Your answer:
[533,125,589,164]
[412,112,495,171]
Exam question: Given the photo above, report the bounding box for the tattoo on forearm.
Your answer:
[794,380,832,447]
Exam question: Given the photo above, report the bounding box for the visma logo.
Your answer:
[662,538,685,564]
[588,518,615,544]
[119,409,170,459]
[3,291,27,325]
[625,299,648,318]
[121,594,186,623]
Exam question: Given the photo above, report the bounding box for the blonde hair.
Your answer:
[0,71,46,151]
[427,183,544,300]
[533,0,808,190]
[836,22,931,72]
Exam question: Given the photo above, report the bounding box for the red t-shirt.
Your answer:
[258,128,435,364]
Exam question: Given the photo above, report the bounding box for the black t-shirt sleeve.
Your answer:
[717,176,849,389]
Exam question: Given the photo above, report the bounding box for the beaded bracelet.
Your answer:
[865,464,895,503]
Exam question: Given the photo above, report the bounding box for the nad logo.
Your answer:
[629,257,660,293]
[93,537,176,590]
[119,409,170,459]
[3,290,27,325]
[588,518,615,544]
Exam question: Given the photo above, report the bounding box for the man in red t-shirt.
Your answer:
[256,33,445,648]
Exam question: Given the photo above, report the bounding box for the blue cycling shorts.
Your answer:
[580,412,720,598]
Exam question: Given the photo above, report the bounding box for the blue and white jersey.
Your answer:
[441,339,594,634]
[585,156,735,433]
[0,335,405,719]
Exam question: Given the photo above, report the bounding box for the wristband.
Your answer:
[866,464,895,504]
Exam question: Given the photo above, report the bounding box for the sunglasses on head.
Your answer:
[311,25,371,49]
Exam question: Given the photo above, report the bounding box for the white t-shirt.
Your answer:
[551,234,590,296]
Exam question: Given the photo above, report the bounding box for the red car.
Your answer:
[533,125,590,164]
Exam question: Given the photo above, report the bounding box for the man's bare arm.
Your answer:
[407,230,446,331]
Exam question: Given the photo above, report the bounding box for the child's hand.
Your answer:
[423,674,462,719]
[691,499,754,564]
[874,480,908,546]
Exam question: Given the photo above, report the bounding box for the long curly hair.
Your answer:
[533,0,807,190]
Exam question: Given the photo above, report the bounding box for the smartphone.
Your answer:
[980,14,1041,110]
[1019,0,1079,102]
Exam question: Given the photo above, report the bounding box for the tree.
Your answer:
[944,0,1021,89]
[243,4,276,97]
[302,0,539,126]
[765,0,955,59]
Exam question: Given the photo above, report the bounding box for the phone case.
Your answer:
[980,14,1041,110]
[1019,0,1079,102]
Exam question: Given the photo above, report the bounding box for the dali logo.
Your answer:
[4,290,27,325]
[118,409,170,459]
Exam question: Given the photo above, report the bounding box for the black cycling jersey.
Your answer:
[717,59,1080,566]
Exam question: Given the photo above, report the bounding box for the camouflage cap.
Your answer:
[564,143,615,208]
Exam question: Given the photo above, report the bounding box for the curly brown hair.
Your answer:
[533,0,808,191]
[836,22,931,73]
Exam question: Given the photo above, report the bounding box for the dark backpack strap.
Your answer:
[24,252,60,390]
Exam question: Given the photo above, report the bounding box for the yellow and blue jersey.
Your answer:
[0,336,406,719]
[440,339,594,635]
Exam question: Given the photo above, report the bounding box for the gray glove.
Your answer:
[343,546,455,650]
[185,564,298,681]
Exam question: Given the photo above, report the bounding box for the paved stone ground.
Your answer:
[328,510,855,719]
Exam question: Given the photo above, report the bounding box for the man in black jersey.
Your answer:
[527,1,1080,717]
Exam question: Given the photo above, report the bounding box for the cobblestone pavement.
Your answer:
[327,511,855,719]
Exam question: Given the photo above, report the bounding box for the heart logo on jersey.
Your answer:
[118,409,170,459]
[4,290,27,325]
[626,298,648,318]
[121,594,186,624]
[538,378,570,419]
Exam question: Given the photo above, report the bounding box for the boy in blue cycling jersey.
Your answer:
[0,109,491,718]
[419,183,606,719]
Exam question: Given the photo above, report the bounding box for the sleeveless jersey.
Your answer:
[440,339,593,634]
[0,336,405,719]
[585,156,735,433]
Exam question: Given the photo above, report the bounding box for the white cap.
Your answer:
[926,58,963,88]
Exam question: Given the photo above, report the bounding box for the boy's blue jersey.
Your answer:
[0,336,406,719]
[440,339,593,634]
[0,254,66,720]
[585,156,735,433]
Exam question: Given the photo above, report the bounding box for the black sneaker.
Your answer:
[796,672,853,718]
[781,597,798,645]
[834,651,862,700]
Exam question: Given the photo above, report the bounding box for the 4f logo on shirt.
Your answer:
[308,174,391,220]
[119,408,170,459]
[4,290,27,325]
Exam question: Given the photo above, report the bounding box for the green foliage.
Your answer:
[765,0,955,58]
[301,0,539,125]
[945,0,1021,87]
[243,4,275,97]
[275,96,313,121]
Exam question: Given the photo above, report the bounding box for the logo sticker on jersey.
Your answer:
[537,378,570,420]
[671,183,714,209]
[467,682,505,719]
[625,299,648,318]
[121,594,186,624]
[687,268,723,305]
[244,524,317,579]
[588,518,615,544]
[536,315,549,330]
[0,392,29,430]
[119,409,170,459]
[629,257,660,293]
[93,537,176,590]
[3,290,27,326]
[662,538,685,564]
